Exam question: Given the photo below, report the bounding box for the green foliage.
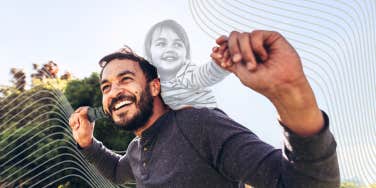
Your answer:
[341,181,359,188]
[0,82,88,187]
[10,68,26,92]
[32,77,70,91]
[340,181,376,188]
[64,73,102,108]
[1,72,134,187]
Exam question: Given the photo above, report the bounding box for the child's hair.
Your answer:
[144,19,191,61]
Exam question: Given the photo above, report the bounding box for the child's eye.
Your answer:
[173,42,184,48]
[155,41,166,47]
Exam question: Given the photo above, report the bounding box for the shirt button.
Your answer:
[143,162,147,167]
[143,147,148,151]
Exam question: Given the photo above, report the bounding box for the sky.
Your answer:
[0,0,281,144]
[1,0,375,183]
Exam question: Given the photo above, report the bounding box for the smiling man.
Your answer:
[69,30,339,188]
[99,57,159,134]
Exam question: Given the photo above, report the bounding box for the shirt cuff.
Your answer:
[77,138,102,161]
[282,111,337,161]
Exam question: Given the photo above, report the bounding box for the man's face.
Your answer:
[150,27,187,79]
[100,59,154,131]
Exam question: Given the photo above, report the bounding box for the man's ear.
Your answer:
[149,78,161,97]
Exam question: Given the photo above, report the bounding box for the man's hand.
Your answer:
[69,106,94,148]
[212,30,306,96]
[212,30,324,137]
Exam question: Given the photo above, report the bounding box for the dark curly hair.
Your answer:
[98,46,158,82]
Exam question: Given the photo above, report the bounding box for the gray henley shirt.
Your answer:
[80,107,339,188]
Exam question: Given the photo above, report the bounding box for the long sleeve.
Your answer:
[278,112,339,187]
[179,60,229,88]
[214,110,339,187]
[175,108,339,188]
[79,138,135,184]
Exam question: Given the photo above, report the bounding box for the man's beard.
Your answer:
[109,86,154,131]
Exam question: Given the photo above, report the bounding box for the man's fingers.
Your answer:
[216,35,228,45]
[69,114,79,130]
[239,32,257,71]
[70,107,90,130]
[224,49,230,60]
[69,115,74,129]
[218,43,228,54]
[225,57,242,73]
[74,107,84,113]
[223,50,232,67]
[250,30,269,62]
[228,31,242,63]
[75,106,90,121]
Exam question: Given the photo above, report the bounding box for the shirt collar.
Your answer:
[140,110,173,140]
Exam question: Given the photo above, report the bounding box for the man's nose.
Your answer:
[108,83,124,98]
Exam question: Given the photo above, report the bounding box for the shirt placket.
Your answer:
[140,136,153,181]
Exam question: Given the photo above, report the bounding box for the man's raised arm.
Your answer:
[212,30,324,137]
[211,30,340,187]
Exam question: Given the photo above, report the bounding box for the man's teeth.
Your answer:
[114,100,133,110]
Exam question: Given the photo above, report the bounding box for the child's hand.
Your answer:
[210,35,235,72]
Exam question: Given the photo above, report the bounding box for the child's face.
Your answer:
[150,27,187,79]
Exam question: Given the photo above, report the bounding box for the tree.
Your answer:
[0,82,82,187]
[31,61,59,81]
[1,67,133,187]
[10,68,26,92]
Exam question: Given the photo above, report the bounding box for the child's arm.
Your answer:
[180,37,231,88]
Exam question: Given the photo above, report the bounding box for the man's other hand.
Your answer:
[69,106,95,148]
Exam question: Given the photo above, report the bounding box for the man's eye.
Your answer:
[101,85,110,92]
[121,77,133,82]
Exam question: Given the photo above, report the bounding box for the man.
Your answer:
[69,30,339,187]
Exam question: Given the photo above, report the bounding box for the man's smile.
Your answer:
[113,99,134,111]
[109,95,137,114]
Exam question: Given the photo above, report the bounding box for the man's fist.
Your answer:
[211,30,306,99]
[211,30,324,136]
[69,106,94,148]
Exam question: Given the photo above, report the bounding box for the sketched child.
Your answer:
[143,20,229,109]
